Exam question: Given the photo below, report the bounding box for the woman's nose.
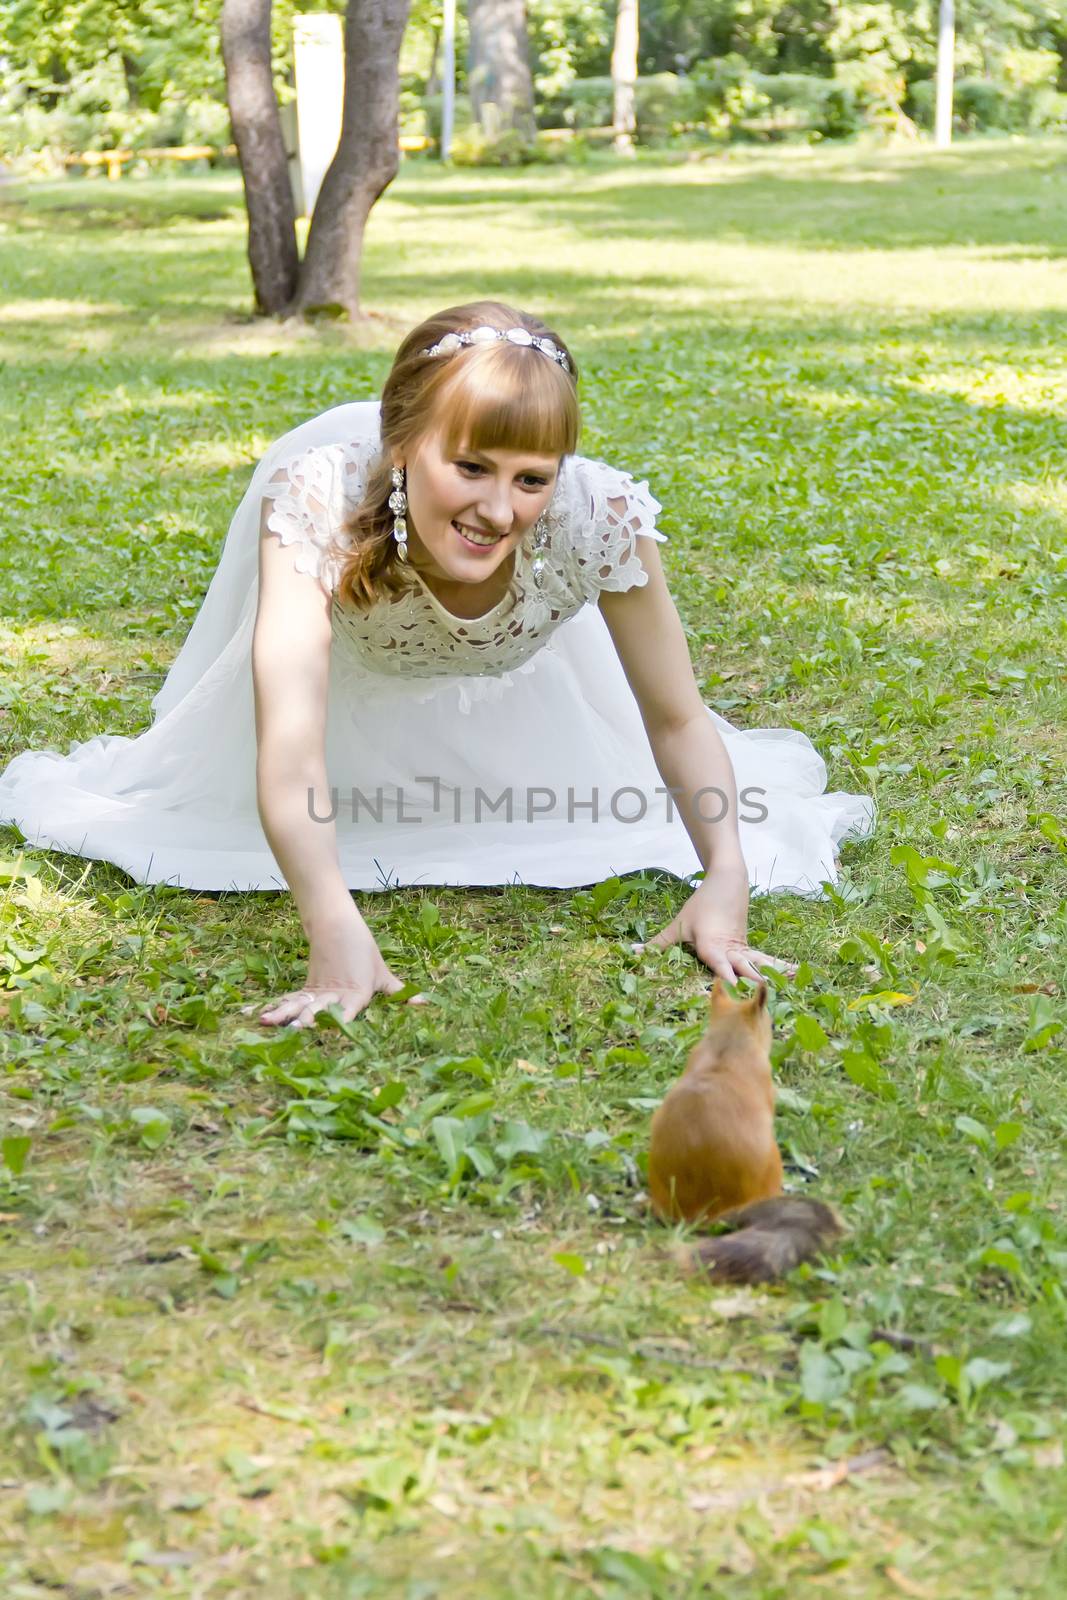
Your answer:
[477,479,514,531]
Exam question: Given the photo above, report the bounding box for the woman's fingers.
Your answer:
[746,946,798,977]
[259,987,340,1029]
[260,990,309,1026]
[704,952,741,985]
[258,973,428,1029]
[731,955,766,984]
[698,947,750,985]
[290,989,339,1029]
[298,990,364,1029]
[691,941,773,986]
[635,929,796,986]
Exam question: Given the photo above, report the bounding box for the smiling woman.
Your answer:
[0,299,874,1027]
[396,437,561,621]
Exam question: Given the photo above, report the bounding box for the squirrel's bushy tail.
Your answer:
[676,1197,844,1285]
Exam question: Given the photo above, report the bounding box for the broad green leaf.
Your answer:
[981,1464,1024,1517]
[798,1343,847,1406]
[897,1384,946,1412]
[793,1014,828,1051]
[955,1114,992,1149]
[431,1116,467,1174]
[129,1107,172,1149]
[841,1049,894,1098]
[340,1217,386,1247]
[2,1135,31,1175]
[495,1119,550,1162]
[963,1357,1013,1393]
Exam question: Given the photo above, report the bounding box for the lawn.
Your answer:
[0,138,1065,1598]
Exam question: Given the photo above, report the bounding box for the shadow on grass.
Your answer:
[0,303,1063,641]
[391,140,1067,257]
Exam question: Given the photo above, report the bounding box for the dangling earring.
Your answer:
[390,466,409,563]
[531,512,550,591]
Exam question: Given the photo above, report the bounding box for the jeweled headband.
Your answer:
[421,324,573,375]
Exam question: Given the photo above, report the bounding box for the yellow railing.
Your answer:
[63,146,233,179]
[65,137,436,179]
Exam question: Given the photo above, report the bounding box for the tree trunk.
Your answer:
[221,0,299,314]
[121,54,141,108]
[612,0,639,155]
[293,0,411,318]
[467,0,536,141]
[426,27,441,97]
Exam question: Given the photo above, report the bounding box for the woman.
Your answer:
[0,302,874,1027]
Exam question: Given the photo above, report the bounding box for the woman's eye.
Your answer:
[456,462,548,489]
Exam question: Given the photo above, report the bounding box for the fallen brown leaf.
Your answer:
[884,1565,932,1598]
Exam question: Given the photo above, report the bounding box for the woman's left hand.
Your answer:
[639,864,797,984]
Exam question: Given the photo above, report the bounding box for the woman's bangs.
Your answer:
[435,345,579,458]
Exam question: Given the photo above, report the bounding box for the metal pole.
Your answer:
[441,0,456,161]
[935,0,955,148]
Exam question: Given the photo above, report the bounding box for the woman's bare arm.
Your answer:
[251,499,415,1024]
[252,499,355,939]
[600,535,794,981]
[598,536,746,875]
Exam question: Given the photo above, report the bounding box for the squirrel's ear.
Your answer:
[750,981,769,1011]
[709,976,731,1013]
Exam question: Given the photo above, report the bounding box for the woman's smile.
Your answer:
[451,519,507,550]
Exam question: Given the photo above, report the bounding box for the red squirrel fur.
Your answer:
[648,978,843,1285]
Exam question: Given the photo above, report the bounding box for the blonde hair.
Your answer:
[336,301,580,611]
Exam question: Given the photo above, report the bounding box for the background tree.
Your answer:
[221,0,410,319]
[467,0,537,136]
[221,0,299,313]
[292,0,411,314]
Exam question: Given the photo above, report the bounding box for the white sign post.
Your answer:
[935,0,955,148]
[293,13,344,219]
[441,0,456,160]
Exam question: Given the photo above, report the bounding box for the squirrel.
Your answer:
[648,977,843,1285]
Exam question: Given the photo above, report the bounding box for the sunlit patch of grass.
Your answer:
[0,297,124,322]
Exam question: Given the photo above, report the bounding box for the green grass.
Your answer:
[0,138,1065,1598]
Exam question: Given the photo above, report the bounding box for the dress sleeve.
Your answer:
[259,443,349,591]
[565,457,668,603]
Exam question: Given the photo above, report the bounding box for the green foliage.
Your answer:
[447,124,548,167]
[541,70,706,136]
[3,0,1066,162]
[910,46,1067,134]
[529,0,614,95]
[0,0,228,159]
[0,0,343,162]
[691,55,863,139]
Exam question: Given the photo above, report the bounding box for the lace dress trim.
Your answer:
[261,439,667,692]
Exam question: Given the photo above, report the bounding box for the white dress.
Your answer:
[0,402,874,894]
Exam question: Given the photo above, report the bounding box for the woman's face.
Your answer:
[399,427,560,585]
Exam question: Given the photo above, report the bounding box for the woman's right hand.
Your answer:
[257,923,426,1029]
